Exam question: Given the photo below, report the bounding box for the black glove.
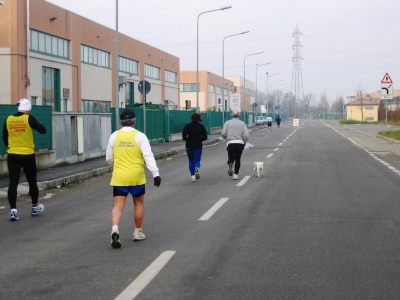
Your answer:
[154,176,161,187]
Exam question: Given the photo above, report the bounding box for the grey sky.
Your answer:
[47,0,400,104]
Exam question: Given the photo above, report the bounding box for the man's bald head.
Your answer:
[232,110,240,118]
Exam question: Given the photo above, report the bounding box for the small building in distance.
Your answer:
[346,99,379,122]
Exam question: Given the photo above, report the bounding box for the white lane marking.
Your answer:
[267,154,273,158]
[199,198,229,221]
[236,175,251,187]
[279,143,283,146]
[322,121,400,177]
[114,251,176,300]
[274,148,279,151]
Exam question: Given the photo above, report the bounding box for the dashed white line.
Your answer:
[279,143,283,146]
[114,251,176,300]
[199,198,229,221]
[236,175,251,187]
[274,148,279,151]
[267,154,273,158]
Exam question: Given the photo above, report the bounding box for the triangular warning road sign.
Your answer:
[381,72,393,84]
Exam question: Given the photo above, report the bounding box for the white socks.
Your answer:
[111,225,119,234]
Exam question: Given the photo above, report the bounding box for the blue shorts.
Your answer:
[113,185,145,197]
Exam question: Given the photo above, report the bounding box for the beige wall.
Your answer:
[346,104,379,122]
[81,64,112,101]
[0,48,11,103]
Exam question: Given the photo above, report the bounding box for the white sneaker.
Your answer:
[191,175,196,182]
[233,174,239,180]
[111,232,121,248]
[133,231,146,241]
[195,167,200,180]
[31,204,44,216]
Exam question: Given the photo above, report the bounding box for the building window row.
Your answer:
[216,87,221,95]
[165,70,177,83]
[180,83,198,92]
[145,64,160,80]
[81,45,110,68]
[208,84,214,93]
[30,29,69,59]
[82,100,110,113]
[119,56,138,75]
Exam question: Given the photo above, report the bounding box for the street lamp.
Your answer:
[115,0,120,130]
[272,79,284,117]
[266,72,279,116]
[255,62,272,117]
[196,5,232,112]
[276,83,286,115]
[244,51,263,112]
[222,30,249,123]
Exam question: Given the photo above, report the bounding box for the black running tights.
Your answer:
[7,153,39,209]
[227,143,244,175]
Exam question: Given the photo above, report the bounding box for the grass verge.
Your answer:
[378,130,400,141]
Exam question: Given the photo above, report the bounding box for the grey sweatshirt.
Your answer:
[221,118,249,144]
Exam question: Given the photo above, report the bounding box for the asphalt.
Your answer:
[1,121,399,197]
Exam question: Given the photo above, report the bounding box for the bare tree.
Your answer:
[303,93,315,117]
[319,92,329,117]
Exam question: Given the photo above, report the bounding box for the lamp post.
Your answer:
[266,72,279,116]
[222,30,249,123]
[196,5,232,112]
[272,79,284,117]
[276,83,286,116]
[115,0,120,130]
[281,87,290,119]
[255,62,272,118]
[243,51,263,112]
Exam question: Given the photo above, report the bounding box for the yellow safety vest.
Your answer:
[110,129,146,186]
[6,114,35,155]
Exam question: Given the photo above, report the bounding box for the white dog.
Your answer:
[253,162,264,178]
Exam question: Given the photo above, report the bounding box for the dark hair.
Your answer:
[191,112,202,122]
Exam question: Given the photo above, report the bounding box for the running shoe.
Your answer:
[233,174,239,180]
[191,175,196,182]
[111,232,121,248]
[133,231,146,241]
[228,164,233,176]
[195,167,200,180]
[31,204,44,216]
[10,210,19,221]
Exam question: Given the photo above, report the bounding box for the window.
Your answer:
[208,84,214,93]
[31,96,37,105]
[224,88,227,96]
[365,106,374,110]
[216,87,221,95]
[145,64,160,80]
[30,29,69,59]
[42,67,60,112]
[82,100,110,113]
[165,70,177,83]
[180,83,198,92]
[81,45,110,68]
[365,117,375,121]
[125,82,134,106]
[119,57,138,75]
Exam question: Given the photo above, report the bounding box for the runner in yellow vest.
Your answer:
[106,108,161,248]
[2,99,47,221]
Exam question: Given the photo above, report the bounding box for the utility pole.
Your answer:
[291,24,304,118]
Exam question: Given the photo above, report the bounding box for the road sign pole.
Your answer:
[386,98,388,132]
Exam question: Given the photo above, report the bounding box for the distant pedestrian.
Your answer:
[221,110,249,180]
[2,99,47,221]
[275,115,281,128]
[266,116,273,131]
[182,112,208,182]
[106,108,161,248]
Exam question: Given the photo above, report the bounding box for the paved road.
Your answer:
[1,120,400,299]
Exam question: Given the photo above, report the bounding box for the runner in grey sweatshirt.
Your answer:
[221,110,249,180]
